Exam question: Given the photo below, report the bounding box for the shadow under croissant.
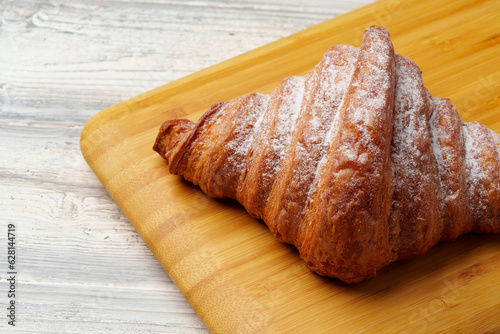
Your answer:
[179,178,500,290]
[348,233,499,291]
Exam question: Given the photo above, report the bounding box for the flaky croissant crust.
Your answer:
[154,26,500,284]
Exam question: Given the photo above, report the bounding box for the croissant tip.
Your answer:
[153,119,194,160]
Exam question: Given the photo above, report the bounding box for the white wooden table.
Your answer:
[0,1,374,332]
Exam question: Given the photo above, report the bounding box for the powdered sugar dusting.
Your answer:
[312,45,359,147]
[298,45,360,209]
[299,26,397,270]
[347,29,394,128]
[225,93,270,173]
[428,97,452,203]
[263,75,306,180]
[391,55,433,200]
[318,27,395,182]
[428,97,465,194]
[463,123,487,185]
[262,44,360,240]
[462,122,490,219]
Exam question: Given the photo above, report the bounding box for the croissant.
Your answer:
[153,26,500,284]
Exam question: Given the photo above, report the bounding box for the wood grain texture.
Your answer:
[1,0,375,332]
[81,0,500,333]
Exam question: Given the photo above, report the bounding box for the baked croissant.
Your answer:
[153,26,500,284]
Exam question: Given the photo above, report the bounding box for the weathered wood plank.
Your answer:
[1,0,372,123]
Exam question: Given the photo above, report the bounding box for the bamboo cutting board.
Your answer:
[81,0,500,332]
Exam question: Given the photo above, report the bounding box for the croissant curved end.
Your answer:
[153,119,194,167]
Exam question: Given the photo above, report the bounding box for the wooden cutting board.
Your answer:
[81,0,500,332]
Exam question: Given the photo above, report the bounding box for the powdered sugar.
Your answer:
[391,56,433,197]
[225,93,270,173]
[268,76,305,164]
[297,45,360,208]
[462,122,489,216]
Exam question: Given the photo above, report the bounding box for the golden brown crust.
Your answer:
[298,26,396,283]
[261,45,360,245]
[463,122,500,234]
[153,26,500,283]
[429,97,471,242]
[153,118,195,171]
[388,55,443,261]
